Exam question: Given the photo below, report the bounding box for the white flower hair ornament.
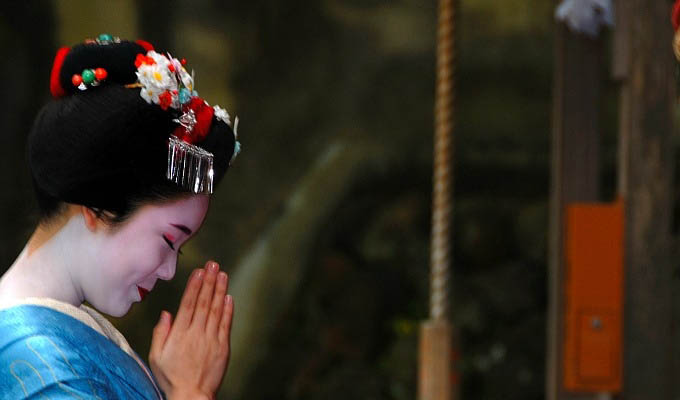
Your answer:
[131,51,241,194]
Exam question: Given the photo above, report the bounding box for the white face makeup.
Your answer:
[79,195,210,317]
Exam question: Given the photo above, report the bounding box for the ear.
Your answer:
[81,206,100,232]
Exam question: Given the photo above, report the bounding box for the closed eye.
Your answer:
[162,235,175,250]
[163,234,184,255]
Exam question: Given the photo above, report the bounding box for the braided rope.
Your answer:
[431,0,454,321]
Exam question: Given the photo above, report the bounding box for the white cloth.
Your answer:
[555,0,614,37]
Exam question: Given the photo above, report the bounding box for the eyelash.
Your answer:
[163,235,183,255]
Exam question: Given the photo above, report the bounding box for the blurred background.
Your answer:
[0,1,664,399]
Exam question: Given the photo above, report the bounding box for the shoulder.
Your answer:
[0,332,116,399]
[0,305,160,399]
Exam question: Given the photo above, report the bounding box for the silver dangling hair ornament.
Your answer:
[167,135,215,195]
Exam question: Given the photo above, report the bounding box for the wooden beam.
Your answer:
[619,0,675,398]
[547,18,604,400]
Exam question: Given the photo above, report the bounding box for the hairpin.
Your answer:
[84,33,122,45]
[71,68,108,91]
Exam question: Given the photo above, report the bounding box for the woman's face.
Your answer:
[81,195,210,317]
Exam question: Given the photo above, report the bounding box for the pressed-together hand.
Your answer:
[149,261,234,400]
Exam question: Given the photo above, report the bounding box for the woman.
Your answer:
[0,35,240,399]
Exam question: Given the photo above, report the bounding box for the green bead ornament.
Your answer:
[98,33,114,42]
[82,69,95,84]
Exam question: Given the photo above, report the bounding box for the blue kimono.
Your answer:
[0,301,162,399]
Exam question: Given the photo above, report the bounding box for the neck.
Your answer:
[0,212,92,307]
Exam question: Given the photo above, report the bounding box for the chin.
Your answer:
[107,307,130,318]
[95,300,132,318]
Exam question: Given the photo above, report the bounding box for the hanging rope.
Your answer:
[431,0,455,321]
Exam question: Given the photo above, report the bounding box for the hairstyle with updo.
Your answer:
[29,38,236,225]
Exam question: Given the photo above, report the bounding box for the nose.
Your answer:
[157,257,177,281]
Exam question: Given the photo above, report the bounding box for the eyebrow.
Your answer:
[171,223,192,235]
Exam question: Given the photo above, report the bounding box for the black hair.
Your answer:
[28,39,236,225]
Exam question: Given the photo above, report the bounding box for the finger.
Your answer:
[206,271,228,335]
[192,261,219,329]
[218,295,234,346]
[174,269,204,330]
[150,311,172,361]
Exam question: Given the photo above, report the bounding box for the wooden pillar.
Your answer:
[547,17,604,400]
[618,0,675,398]
[419,322,454,400]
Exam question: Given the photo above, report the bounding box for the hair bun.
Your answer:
[32,35,239,218]
[50,39,154,98]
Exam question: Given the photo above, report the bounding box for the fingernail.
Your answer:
[226,294,233,305]
[218,272,227,283]
[208,262,219,273]
[196,270,204,280]
[160,311,168,323]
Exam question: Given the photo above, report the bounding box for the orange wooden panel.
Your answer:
[577,312,616,381]
[563,201,623,392]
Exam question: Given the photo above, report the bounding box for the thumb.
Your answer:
[150,311,172,357]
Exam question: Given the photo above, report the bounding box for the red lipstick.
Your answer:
[138,286,150,300]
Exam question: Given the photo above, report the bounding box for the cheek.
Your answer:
[105,237,167,283]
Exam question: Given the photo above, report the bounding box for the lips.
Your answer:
[138,286,150,300]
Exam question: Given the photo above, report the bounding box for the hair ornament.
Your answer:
[167,135,215,195]
[213,105,231,127]
[132,49,241,194]
[84,33,122,45]
[231,140,241,165]
[71,67,108,90]
[173,109,197,133]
